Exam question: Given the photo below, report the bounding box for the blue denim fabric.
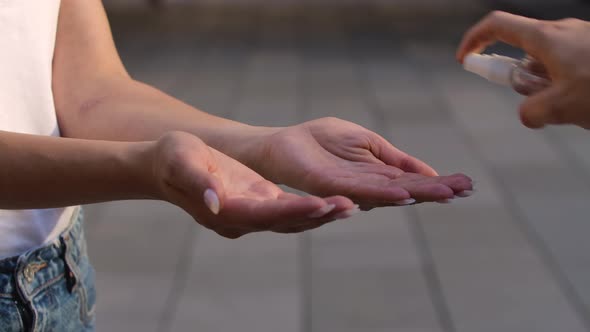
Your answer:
[0,208,96,332]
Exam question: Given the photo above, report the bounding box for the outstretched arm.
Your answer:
[0,129,355,238]
[52,0,473,207]
[0,130,153,209]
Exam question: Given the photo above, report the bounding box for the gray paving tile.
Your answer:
[415,205,587,332]
[311,208,426,269]
[545,126,590,178]
[231,52,300,126]
[310,209,442,331]
[170,288,300,332]
[361,58,451,126]
[303,55,378,129]
[175,58,248,118]
[85,201,195,276]
[169,28,258,119]
[495,162,589,195]
[312,268,441,331]
[169,231,301,332]
[497,181,590,311]
[95,273,171,316]
[96,319,158,332]
[317,329,439,332]
[94,273,169,332]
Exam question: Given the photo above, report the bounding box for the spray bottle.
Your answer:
[463,53,551,96]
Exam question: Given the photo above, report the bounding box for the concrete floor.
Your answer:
[84,2,590,331]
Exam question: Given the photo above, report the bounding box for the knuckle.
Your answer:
[159,131,189,148]
[322,116,339,122]
[483,10,511,27]
[558,18,580,26]
[486,10,504,21]
[317,116,342,126]
[156,133,212,187]
[530,21,552,42]
[158,133,189,163]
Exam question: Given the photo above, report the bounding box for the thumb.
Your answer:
[375,136,438,176]
[201,174,225,215]
[173,148,226,215]
[519,85,565,129]
[395,153,439,177]
[194,156,226,215]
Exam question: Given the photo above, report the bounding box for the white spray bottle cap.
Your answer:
[463,53,519,86]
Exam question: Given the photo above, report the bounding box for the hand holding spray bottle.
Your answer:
[463,53,552,96]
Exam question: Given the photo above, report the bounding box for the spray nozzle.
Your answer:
[463,53,519,86]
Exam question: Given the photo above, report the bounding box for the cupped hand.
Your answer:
[151,132,357,238]
[258,118,473,210]
[457,11,590,129]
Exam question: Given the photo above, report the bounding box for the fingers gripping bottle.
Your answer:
[463,53,551,96]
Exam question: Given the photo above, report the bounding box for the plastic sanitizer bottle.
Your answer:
[463,53,552,96]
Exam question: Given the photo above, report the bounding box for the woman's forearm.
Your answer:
[55,77,279,172]
[51,0,278,173]
[0,130,155,209]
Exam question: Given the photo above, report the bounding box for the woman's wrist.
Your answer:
[204,125,284,178]
[121,140,163,200]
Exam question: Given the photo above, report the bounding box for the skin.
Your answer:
[457,11,590,129]
[0,0,474,239]
[0,131,352,238]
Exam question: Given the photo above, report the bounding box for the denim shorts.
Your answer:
[0,208,96,332]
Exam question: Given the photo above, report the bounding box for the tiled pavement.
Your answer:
[85,1,590,331]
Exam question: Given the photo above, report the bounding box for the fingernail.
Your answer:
[437,199,453,204]
[394,198,416,206]
[308,204,336,218]
[333,206,361,220]
[203,189,220,215]
[455,190,475,198]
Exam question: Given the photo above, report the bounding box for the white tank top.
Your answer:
[0,0,76,259]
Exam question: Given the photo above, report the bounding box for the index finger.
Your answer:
[456,11,546,62]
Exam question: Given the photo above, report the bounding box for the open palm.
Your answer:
[259,118,473,209]
[155,132,356,238]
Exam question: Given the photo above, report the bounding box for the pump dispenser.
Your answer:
[463,53,551,96]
